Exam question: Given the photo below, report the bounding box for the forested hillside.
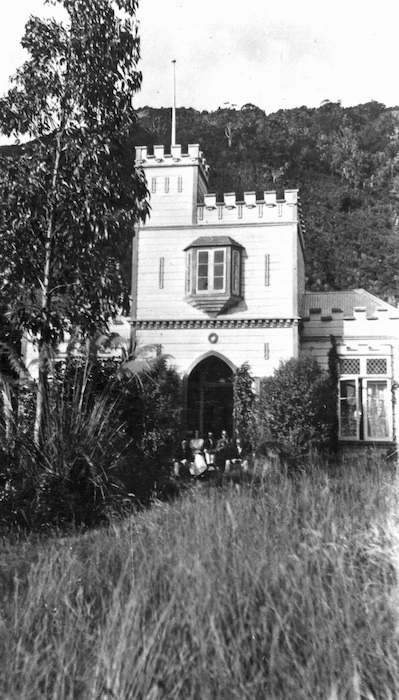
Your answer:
[131,101,399,303]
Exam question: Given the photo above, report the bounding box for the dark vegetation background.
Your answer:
[130,100,399,303]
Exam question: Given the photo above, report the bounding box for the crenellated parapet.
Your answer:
[135,143,209,178]
[197,189,301,226]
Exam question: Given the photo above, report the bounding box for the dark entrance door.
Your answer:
[186,356,234,437]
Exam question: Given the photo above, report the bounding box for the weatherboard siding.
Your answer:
[135,222,300,320]
[135,326,297,377]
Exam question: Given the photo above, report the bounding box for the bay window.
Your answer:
[339,356,392,442]
[184,236,243,315]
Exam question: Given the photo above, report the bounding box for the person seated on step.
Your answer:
[203,430,216,469]
[189,429,208,477]
[173,438,192,477]
[215,429,232,471]
[224,435,250,473]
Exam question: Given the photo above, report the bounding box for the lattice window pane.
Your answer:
[340,358,360,375]
[366,358,388,375]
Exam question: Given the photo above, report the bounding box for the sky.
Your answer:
[0,0,398,120]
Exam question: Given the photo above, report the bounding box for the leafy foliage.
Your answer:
[121,355,182,462]
[0,0,149,442]
[327,335,340,453]
[232,362,257,449]
[258,357,336,458]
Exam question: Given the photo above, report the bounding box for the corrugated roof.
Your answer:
[184,236,243,250]
[302,289,399,318]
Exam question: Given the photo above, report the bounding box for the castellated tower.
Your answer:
[135,144,209,226]
[131,143,306,435]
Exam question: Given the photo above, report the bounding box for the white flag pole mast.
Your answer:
[171,59,176,146]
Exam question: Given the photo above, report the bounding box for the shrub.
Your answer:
[232,362,257,448]
[258,356,336,458]
[121,356,182,463]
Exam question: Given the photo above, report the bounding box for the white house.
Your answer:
[131,142,399,447]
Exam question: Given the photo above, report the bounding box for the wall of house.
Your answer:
[301,310,399,445]
[135,220,300,321]
[134,324,298,378]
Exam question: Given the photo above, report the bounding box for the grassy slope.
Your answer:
[1,456,399,699]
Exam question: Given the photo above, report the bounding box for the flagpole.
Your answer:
[171,59,176,146]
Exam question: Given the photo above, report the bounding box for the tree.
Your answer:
[0,0,149,445]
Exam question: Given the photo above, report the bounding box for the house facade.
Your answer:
[132,143,399,447]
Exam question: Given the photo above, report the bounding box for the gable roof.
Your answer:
[302,289,399,319]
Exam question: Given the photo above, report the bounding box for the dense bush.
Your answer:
[0,354,184,530]
[258,356,337,458]
[121,355,182,462]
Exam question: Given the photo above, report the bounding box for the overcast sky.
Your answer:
[0,0,398,119]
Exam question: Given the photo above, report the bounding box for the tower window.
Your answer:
[159,257,164,288]
[196,249,226,293]
[264,254,270,286]
[184,235,243,315]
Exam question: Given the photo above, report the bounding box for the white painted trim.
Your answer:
[185,350,237,377]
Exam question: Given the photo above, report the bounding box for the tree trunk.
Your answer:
[33,129,64,447]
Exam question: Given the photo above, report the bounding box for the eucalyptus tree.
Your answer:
[0,0,149,444]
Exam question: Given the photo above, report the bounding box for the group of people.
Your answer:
[173,429,250,478]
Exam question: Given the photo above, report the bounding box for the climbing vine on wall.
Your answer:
[232,362,257,449]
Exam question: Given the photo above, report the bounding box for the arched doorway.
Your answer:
[186,355,234,436]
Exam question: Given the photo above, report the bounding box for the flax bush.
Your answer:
[0,360,132,530]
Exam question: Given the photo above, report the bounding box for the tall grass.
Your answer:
[1,455,399,698]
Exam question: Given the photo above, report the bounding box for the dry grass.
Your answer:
[1,454,399,699]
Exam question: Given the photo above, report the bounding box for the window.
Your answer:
[184,236,243,315]
[186,251,191,294]
[264,253,270,286]
[197,249,226,293]
[232,250,240,296]
[339,355,392,442]
[159,257,164,289]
